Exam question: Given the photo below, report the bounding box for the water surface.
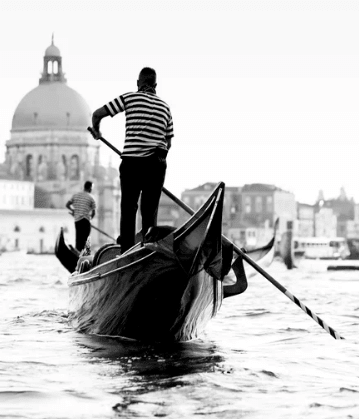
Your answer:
[1,253,358,418]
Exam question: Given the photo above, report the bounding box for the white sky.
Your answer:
[1,0,359,204]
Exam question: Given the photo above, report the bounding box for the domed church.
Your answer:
[0,38,120,253]
[6,36,102,209]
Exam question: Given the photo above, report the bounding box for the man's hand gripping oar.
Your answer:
[87,127,345,340]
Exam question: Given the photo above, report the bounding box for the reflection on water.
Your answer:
[76,334,224,380]
[1,254,359,419]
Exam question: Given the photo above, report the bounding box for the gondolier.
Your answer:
[66,181,96,252]
[89,67,174,253]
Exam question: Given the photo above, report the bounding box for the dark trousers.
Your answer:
[119,153,167,253]
[75,218,91,252]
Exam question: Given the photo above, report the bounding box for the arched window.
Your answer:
[53,61,58,74]
[25,155,33,179]
[69,155,80,180]
[47,61,53,74]
[56,155,67,181]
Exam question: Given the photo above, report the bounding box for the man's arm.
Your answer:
[91,198,96,219]
[90,106,110,139]
[65,200,74,216]
[166,136,172,150]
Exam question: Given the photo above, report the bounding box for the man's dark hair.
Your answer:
[138,67,157,86]
[84,181,93,191]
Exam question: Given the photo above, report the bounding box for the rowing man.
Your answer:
[89,67,174,253]
[66,181,96,252]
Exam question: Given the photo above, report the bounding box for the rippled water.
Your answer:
[1,252,358,419]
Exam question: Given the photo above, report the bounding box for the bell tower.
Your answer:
[39,34,67,84]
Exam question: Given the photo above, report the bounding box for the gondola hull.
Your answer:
[68,182,225,342]
[69,247,222,342]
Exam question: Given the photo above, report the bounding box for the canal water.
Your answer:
[1,252,358,418]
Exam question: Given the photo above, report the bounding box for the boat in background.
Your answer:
[346,238,359,260]
[55,229,79,273]
[293,237,350,260]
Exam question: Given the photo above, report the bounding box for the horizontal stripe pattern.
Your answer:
[69,191,96,222]
[105,92,174,157]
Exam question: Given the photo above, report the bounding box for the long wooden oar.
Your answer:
[163,189,344,340]
[90,224,116,242]
[88,128,345,340]
[68,211,116,242]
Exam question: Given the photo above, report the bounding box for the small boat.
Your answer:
[68,182,226,342]
[58,182,276,343]
[55,228,80,273]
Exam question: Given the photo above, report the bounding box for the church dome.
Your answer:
[12,83,92,131]
[45,44,61,57]
[11,37,91,132]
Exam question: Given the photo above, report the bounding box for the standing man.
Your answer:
[66,181,96,252]
[89,67,174,253]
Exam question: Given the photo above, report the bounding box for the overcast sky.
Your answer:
[1,0,359,204]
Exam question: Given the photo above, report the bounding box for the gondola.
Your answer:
[68,182,226,342]
[55,227,80,273]
[57,182,276,342]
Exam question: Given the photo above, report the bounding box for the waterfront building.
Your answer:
[0,208,75,253]
[180,182,295,249]
[314,207,337,238]
[240,183,296,235]
[0,179,34,210]
[314,187,355,238]
[180,183,242,234]
[296,202,315,237]
[157,193,181,227]
[0,38,121,253]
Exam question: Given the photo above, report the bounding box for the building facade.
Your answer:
[180,182,296,249]
[0,38,121,253]
[240,183,296,238]
[296,202,315,237]
[181,183,242,233]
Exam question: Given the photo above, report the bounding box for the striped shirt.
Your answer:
[68,191,96,222]
[105,91,174,157]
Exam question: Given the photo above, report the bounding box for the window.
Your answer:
[69,155,79,180]
[266,196,273,212]
[245,196,251,214]
[255,196,262,213]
